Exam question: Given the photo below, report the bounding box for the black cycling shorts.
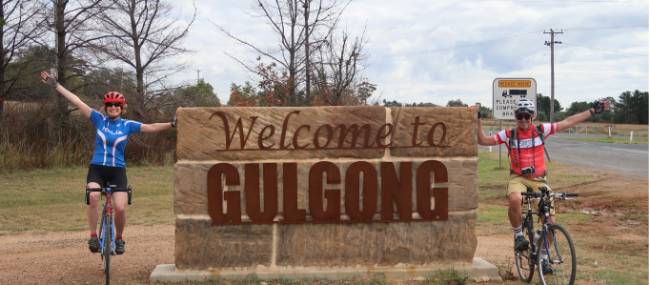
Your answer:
[86,164,128,189]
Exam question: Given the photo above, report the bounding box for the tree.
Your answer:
[311,29,366,105]
[228,82,258,107]
[615,90,648,124]
[173,79,220,107]
[536,94,561,121]
[218,0,369,106]
[382,99,402,107]
[475,103,492,119]
[0,0,47,115]
[446,99,467,107]
[92,0,195,120]
[51,0,106,119]
[5,46,57,102]
[355,79,375,105]
[81,66,137,103]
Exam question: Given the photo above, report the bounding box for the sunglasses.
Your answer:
[515,113,531,120]
[105,103,123,108]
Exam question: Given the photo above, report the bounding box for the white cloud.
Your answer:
[162,0,647,109]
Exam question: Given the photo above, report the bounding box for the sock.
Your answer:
[512,226,524,237]
[541,248,549,259]
[90,232,97,238]
[116,235,122,241]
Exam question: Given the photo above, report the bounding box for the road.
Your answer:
[484,133,648,178]
[545,133,648,178]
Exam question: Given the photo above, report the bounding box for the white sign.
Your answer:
[492,78,537,120]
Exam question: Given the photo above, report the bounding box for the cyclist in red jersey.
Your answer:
[476,98,609,272]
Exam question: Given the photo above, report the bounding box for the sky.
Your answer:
[166,0,648,109]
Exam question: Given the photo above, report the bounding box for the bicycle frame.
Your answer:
[518,186,578,285]
[522,187,555,259]
[98,189,116,257]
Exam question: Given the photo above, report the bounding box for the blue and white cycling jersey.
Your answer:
[89,110,142,168]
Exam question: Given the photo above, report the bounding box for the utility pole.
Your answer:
[544,29,562,122]
[196,69,201,84]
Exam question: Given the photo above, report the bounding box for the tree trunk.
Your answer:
[55,0,69,126]
[131,0,145,120]
[0,2,5,118]
[303,0,310,104]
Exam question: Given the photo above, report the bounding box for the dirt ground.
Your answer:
[0,173,646,285]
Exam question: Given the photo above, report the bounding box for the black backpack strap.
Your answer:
[536,124,551,162]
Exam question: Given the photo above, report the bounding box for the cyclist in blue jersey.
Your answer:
[41,71,176,255]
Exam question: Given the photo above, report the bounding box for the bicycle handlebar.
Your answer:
[85,186,132,205]
[521,190,578,200]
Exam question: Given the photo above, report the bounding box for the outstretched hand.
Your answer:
[40,71,58,88]
[593,99,610,114]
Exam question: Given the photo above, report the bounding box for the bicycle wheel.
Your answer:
[515,220,536,282]
[537,224,576,285]
[103,216,112,285]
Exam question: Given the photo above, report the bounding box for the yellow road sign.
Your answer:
[498,80,532,88]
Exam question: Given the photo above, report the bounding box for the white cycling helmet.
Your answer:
[515,98,536,116]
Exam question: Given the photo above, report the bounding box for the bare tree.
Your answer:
[311,29,365,105]
[91,0,195,120]
[0,0,47,115]
[217,0,350,106]
[50,0,108,120]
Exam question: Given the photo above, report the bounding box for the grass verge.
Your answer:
[0,165,174,234]
[570,136,648,144]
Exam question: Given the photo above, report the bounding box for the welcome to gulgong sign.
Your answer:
[170,106,479,277]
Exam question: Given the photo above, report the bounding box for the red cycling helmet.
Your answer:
[103,91,126,105]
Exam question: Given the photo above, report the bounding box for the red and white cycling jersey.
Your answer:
[493,123,558,178]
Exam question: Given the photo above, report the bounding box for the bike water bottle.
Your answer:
[534,230,541,244]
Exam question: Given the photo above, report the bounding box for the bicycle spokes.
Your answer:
[538,224,576,285]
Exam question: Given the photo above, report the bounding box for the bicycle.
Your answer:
[514,186,577,285]
[86,185,132,285]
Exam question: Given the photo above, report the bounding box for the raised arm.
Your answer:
[477,118,498,146]
[140,122,174,133]
[556,100,610,132]
[40,71,92,118]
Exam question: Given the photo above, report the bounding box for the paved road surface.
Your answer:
[544,133,648,178]
[483,133,648,178]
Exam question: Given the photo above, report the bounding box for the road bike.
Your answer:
[86,185,132,285]
[515,186,577,285]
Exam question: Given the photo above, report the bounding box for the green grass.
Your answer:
[477,151,648,285]
[423,269,469,285]
[594,270,641,285]
[477,204,507,224]
[570,136,648,144]
[0,165,174,234]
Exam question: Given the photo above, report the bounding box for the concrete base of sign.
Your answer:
[150,257,501,283]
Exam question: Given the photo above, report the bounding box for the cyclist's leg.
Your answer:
[86,165,105,234]
[113,192,127,238]
[87,182,102,232]
[506,176,526,228]
[111,166,128,255]
[507,176,528,250]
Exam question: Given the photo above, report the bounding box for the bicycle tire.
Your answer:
[515,217,536,282]
[537,224,576,285]
[103,215,112,285]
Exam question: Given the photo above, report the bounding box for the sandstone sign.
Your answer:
[156,106,491,282]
